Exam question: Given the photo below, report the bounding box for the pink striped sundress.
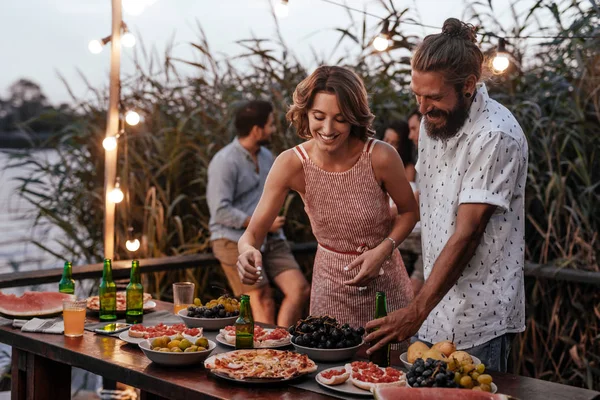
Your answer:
[293,138,414,335]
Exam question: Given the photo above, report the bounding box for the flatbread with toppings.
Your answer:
[128,323,201,339]
[219,326,291,348]
[346,361,406,391]
[87,292,152,312]
[204,349,317,381]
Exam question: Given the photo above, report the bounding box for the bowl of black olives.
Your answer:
[178,297,239,330]
[289,316,365,362]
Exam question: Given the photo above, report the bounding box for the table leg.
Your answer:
[11,348,71,400]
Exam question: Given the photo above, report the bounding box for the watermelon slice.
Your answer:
[0,291,75,319]
[372,387,514,400]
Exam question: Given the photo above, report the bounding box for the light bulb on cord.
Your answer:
[108,181,124,204]
[102,136,118,151]
[122,0,147,16]
[373,20,390,52]
[274,0,289,18]
[88,39,103,54]
[122,32,136,48]
[125,110,140,126]
[126,238,140,252]
[492,38,510,73]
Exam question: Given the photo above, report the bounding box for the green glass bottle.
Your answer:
[126,260,143,324]
[235,295,254,349]
[369,291,390,367]
[58,261,75,294]
[99,258,117,321]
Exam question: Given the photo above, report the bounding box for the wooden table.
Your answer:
[1,301,598,400]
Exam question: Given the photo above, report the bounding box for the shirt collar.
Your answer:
[232,137,257,162]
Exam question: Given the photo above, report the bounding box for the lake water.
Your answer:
[0,149,101,392]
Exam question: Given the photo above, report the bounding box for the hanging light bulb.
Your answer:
[373,20,390,52]
[122,0,147,16]
[88,39,104,54]
[125,110,140,126]
[125,227,140,252]
[122,32,136,48]
[274,0,289,18]
[108,180,124,204]
[102,135,119,151]
[126,238,140,252]
[492,38,510,73]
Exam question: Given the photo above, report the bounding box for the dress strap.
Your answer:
[293,144,309,162]
[363,137,376,154]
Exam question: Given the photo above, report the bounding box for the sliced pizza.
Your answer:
[204,349,317,380]
[219,325,291,348]
[346,361,406,391]
[87,292,153,312]
[129,323,201,339]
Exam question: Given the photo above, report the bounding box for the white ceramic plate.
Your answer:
[316,366,406,397]
[87,300,157,314]
[215,330,291,349]
[178,309,237,330]
[400,352,481,369]
[292,341,363,362]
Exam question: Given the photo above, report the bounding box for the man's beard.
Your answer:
[257,139,271,147]
[424,94,471,141]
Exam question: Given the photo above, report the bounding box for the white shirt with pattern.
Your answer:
[415,84,528,349]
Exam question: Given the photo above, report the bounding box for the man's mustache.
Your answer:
[426,109,448,118]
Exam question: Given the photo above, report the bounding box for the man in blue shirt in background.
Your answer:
[207,100,310,327]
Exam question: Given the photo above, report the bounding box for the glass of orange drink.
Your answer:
[173,282,195,314]
[63,299,87,337]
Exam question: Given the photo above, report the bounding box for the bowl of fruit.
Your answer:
[400,340,481,369]
[139,334,216,366]
[178,295,239,330]
[289,316,365,362]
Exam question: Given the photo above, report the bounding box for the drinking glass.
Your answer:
[63,299,87,337]
[173,282,195,314]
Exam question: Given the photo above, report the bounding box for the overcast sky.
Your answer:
[0,0,538,105]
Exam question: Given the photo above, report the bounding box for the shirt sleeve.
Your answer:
[458,131,523,212]
[206,154,249,229]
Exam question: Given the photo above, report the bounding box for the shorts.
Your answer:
[211,238,301,297]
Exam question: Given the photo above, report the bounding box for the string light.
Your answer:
[102,135,120,151]
[274,0,289,18]
[108,179,124,204]
[88,40,104,54]
[125,227,140,252]
[122,32,136,48]
[125,110,140,126]
[492,38,510,73]
[373,20,390,52]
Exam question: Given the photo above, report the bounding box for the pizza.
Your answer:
[346,361,406,391]
[219,325,291,348]
[87,292,153,312]
[128,323,202,339]
[317,368,350,386]
[204,349,317,380]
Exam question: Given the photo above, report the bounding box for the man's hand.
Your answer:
[364,306,424,355]
[269,216,285,233]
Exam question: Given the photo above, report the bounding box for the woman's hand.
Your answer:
[237,247,263,285]
[343,241,392,287]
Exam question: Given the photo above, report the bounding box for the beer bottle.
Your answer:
[58,261,75,294]
[99,258,117,321]
[369,291,390,367]
[235,295,254,349]
[125,260,143,324]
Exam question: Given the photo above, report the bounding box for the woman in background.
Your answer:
[382,120,416,183]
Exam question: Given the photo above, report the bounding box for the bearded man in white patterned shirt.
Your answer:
[365,18,528,372]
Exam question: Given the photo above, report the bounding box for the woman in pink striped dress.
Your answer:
[237,66,418,338]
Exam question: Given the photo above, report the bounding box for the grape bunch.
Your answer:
[288,316,365,349]
[407,358,459,388]
[187,303,240,318]
[187,295,240,318]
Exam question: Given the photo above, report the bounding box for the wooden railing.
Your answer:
[0,242,598,289]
